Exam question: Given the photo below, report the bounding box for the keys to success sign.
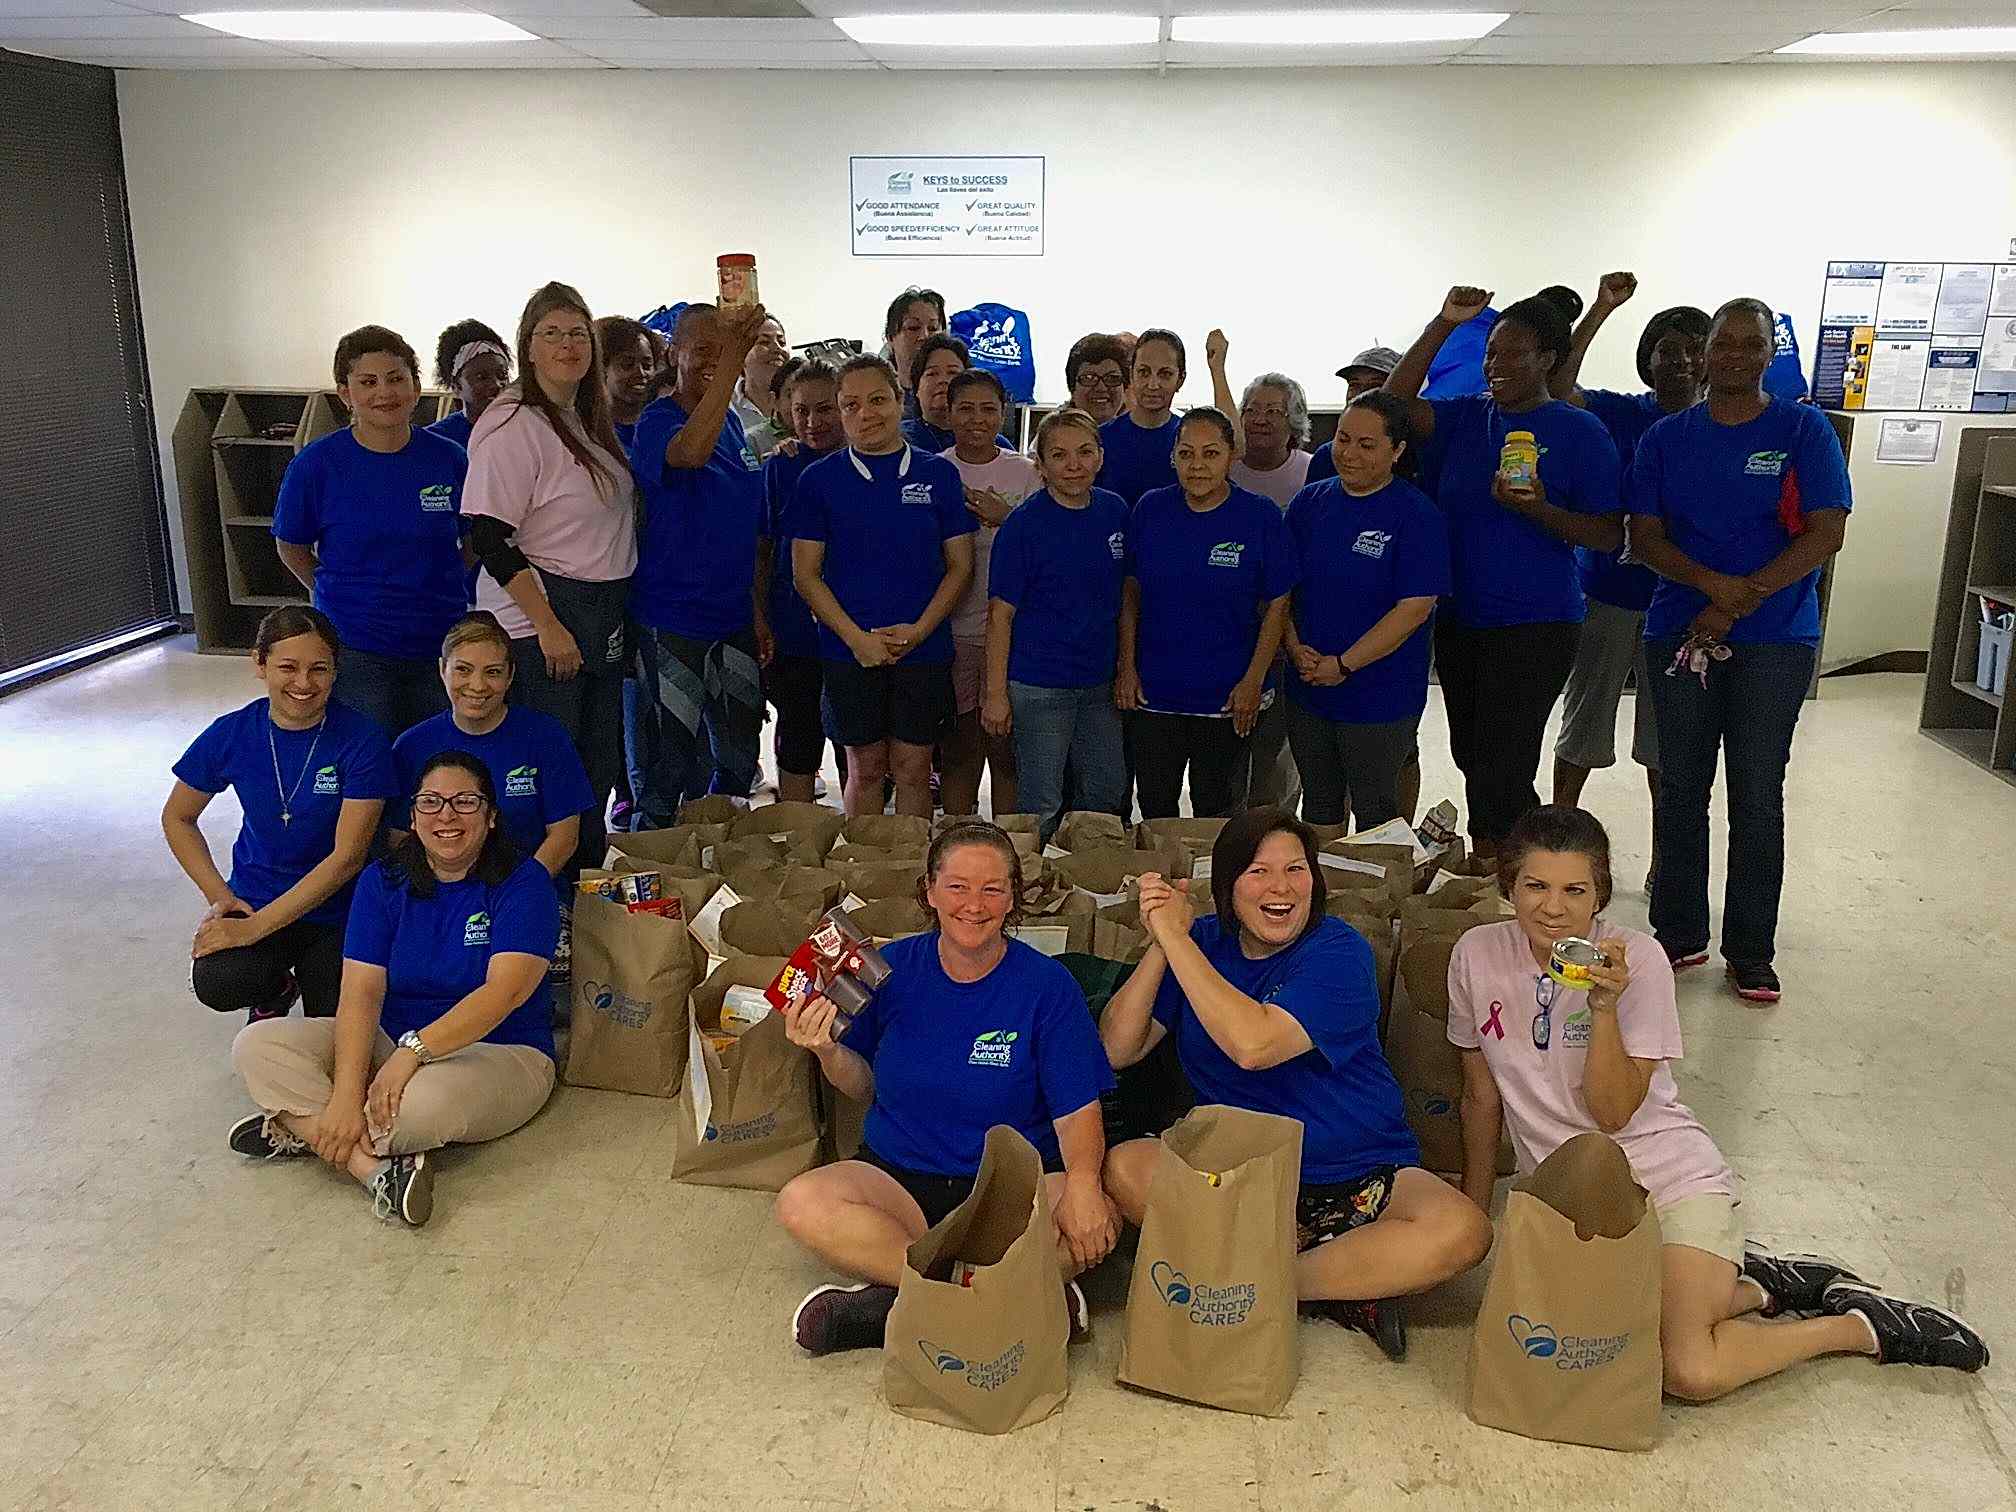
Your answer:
[850,156,1045,258]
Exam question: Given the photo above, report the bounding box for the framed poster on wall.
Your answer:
[1814,259,2016,412]
[849,156,1045,257]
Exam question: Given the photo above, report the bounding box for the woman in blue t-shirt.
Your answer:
[273,325,471,736]
[426,318,510,451]
[983,407,1132,841]
[1100,810,1492,1362]
[165,607,396,1022]
[791,355,976,818]
[1283,391,1450,830]
[1628,298,1852,1005]
[775,821,1119,1356]
[1118,407,1297,819]
[1095,328,1186,505]
[1386,287,1624,869]
[227,751,560,1228]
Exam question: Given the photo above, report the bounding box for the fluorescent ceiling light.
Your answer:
[1170,10,1508,45]
[1777,26,2016,56]
[835,13,1158,46]
[184,10,536,44]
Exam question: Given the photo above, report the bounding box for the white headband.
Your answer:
[450,340,509,379]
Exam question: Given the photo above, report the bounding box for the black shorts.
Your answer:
[859,1144,1063,1230]
[765,652,827,776]
[821,657,955,750]
[1295,1164,1398,1254]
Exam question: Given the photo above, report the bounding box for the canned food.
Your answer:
[716,253,758,308]
[1547,936,1607,991]
[824,971,872,1033]
[948,1259,980,1287]
[720,984,772,1036]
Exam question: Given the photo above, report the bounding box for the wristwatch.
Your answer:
[397,1030,436,1065]
[1332,655,1355,681]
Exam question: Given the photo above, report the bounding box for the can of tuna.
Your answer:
[1547,935,1607,991]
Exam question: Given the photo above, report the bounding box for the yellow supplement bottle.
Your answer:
[1499,429,1539,497]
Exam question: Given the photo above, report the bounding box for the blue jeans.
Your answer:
[1009,681,1126,841]
[332,648,446,736]
[1645,638,1816,967]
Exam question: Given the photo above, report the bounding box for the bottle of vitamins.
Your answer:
[1498,430,1539,497]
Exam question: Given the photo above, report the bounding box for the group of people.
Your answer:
[152,270,1986,1401]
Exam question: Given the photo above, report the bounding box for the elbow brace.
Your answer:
[467,515,531,588]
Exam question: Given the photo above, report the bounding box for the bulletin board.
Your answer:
[1812,261,2016,413]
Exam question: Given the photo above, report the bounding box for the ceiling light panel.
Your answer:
[1777,26,2016,56]
[182,10,538,43]
[1169,11,1508,45]
[835,12,1158,46]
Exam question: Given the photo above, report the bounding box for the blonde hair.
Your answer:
[440,610,513,665]
[1034,405,1103,461]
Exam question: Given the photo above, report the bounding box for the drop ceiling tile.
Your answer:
[0,13,215,38]
[1164,39,1462,66]
[1493,7,1864,37]
[574,36,865,58]
[18,34,289,55]
[322,50,613,67]
[0,0,150,17]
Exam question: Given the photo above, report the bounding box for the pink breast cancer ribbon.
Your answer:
[1482,1000,1506,1040]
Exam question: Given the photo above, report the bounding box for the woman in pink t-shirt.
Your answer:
[1449,806,1988,1397]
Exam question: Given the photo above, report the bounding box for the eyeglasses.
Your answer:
[413,792,488,815]
[1075,372,1127,391]
[1532,973,1559,1051]
[532,326,592,348]
[1245,403,1291,420]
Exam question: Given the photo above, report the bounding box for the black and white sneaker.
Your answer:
[792,1282,897,1356]
[1742,1245,1863,1317]
[1313,1298,1407,1361]
[1823,1282,1990,1372]
[227,1113,308,1160]
[1065,1280,1091,1344]
[368,1152,434,1227]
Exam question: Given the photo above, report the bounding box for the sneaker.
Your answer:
[792,1282,897,1356]
[1727,962,1781,1004]
[1314,1298,1407,1362]
[812,774,829,800]
[246,972,298,1024]
[227,1113,308,1160]
[552,903,573,979]
[1823,1282,1990,1372]
[368,1152,434,1227]
[1742,1244,1863,1317]
[1065,1280,1091,1344]
[1662,941,1710,972]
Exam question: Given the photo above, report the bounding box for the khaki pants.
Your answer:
[231,1018,555,1157]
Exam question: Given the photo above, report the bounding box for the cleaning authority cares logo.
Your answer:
[463,911,491,947]
[1207,541,1246,568]
[504,764,539,798]
[918,1338,1025,1390]
[1507,1314,1630,1370]
[579,978,650,1028]
[968,1029,1018,1067]
[1744,449,1788,477]
[312,764,339,795]
[1151,1260,1257,1327]
[419,484,455,512]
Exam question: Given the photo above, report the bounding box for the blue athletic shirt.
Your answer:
[1152,915,1419,1183]
[1421,396,1620,629]
[1127,484,1298,714]
[842,933,1114,1177]
[272,428,470,661]
[172,698,398,927]
[1096,413,1182,505]
[1577,389,1672,613]
[761,442,843,659]
[788,445,975,665]
[426,410,473,450]
[1632,397,1852,648]
[628,397,764,640]
[343,853,559,1059]
[1305,442,1337,485]
[1285,476,1450,725]
[987,487,1131,689]
[613,419,637,453]
[391,706,594,856]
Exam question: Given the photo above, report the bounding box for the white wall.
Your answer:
[118,61,2016,658]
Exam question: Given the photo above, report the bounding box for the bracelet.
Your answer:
[397,1030,436,1065]
[1332,655,1352,680]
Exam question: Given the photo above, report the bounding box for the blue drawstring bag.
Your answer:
[951,303,1036,403]
[640,302,689,339]
[1423,308,1497,399]
[1764,312,1809,401]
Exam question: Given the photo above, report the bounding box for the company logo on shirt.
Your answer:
[918,1337,1025,1390]
[1107,531,1126,560]
[463,911,491,947]
[1744,450,1788,477]
[1560,1007,1593,1047]
[901,481,935,507]
[418,484,455,512]
[1207,541,1245,568]
[311,764,339,795]
[1508,1314,1632,1371]
[1152,1260,1256,1327]
[740,444,760,472]
[504,764,539,798]
[968,1029,1018,1067]
[1351,529,1392,560]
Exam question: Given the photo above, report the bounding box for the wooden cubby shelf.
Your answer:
[1920,430,2016,789]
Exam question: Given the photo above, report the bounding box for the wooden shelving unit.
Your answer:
[1920,430,2016,787]
[173,386,448,653]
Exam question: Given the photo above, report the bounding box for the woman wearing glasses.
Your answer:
[226,750,561,1228]
[1449,806,1990,1396]
[463,283,635,876]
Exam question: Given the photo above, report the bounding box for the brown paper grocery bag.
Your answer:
[844,896,931,943]
[883,1126,1071,1434]
[1133,818,1227,880]
[1320,841,1413,912]
[987,813,1043,856]
[565,891,700,1098]
[840,813,931,853]
[677,794,747,826]
[1469,1132,1664,1451]
[669,957,821,1190]
[1118,1106,1302,1416]
[718,899,823,959]
[1384,898,1512,1175]
[730,800,846,860]
[603,825,702,871]
[1051,846,1177,907]
[827,842,915,873]
[838,861,926,903]
[1092,901,1149,964]
[724,863,846,914]
[1051,810,1129,852]
[594,860,724,927]
[817,1076,871,1163]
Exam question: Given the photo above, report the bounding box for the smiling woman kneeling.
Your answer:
[775,821,1119,1356]
[1100,809,1492,1362]
[226,752,561,1227]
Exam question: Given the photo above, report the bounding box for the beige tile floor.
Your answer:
[3,639,2014,1511]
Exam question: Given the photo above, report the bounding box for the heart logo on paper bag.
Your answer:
[917,1339,967,1375]
[1507,1314,1558,1359]
[1150,1260,1192,1307]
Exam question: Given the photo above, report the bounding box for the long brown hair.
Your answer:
[507,281,626,497]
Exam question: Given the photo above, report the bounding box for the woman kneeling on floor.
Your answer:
[226,751,561,1227]
[775,820,1119,1355]
[1101,809,1493,1362]
[1451,805,1989,1394]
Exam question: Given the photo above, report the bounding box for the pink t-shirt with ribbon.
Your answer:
[1446,918,1734,1209]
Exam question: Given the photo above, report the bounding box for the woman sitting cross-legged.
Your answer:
[1451,805,1989,1396]
[1101,809,1493,1362]
[226,751,561,1227]
[775,820,1119,1356]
